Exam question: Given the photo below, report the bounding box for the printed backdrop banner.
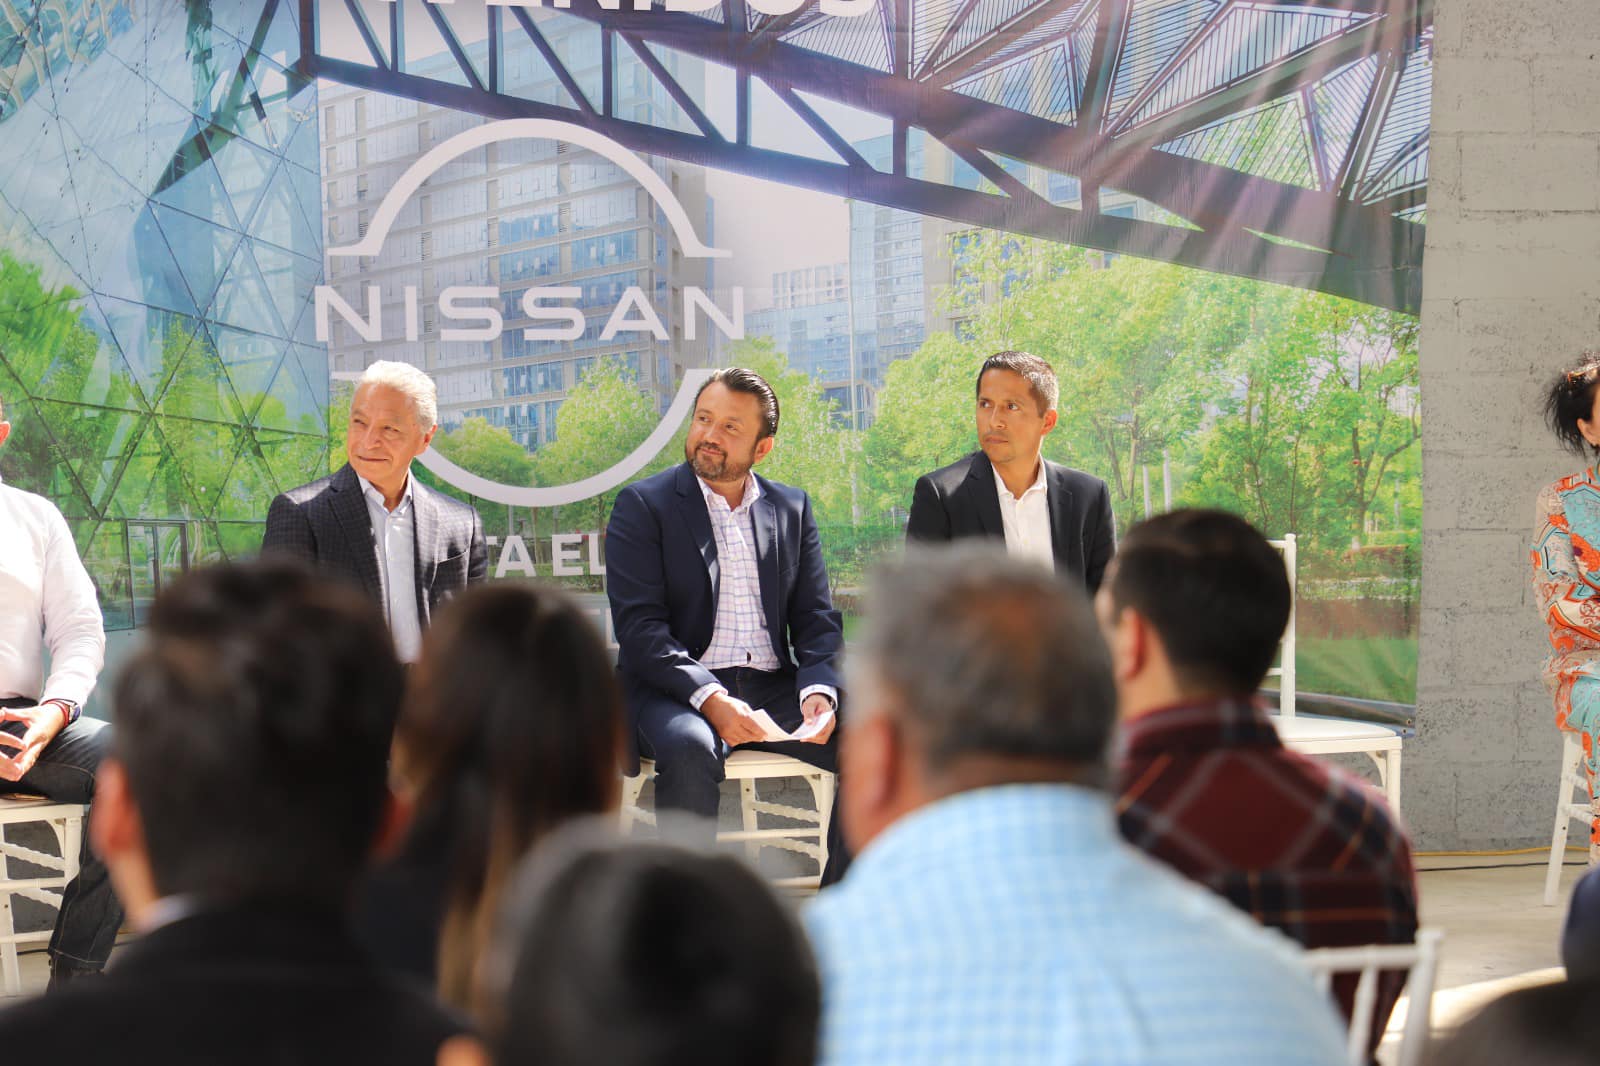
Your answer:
[0,0,1426,710]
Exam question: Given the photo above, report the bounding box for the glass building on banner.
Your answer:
[749,131,1150,430]
[0,1,325,648]
[317,25,715,450]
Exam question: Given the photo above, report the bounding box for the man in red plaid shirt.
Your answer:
[1097,509,1418,1058]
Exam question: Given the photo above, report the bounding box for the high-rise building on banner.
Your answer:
[0,0,325,651]
[318,17,715,450]
[746,263,869,428]
[750,131,1156,429]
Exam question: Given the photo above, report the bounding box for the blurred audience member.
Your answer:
[437,826,818,1066]
[1561,865,1600,979]
[1102,509,1418,1055]
[358,583,623,1013]
[806,543,1346,1066]
[0,560,467,1063]
[1427,977,1600,1066]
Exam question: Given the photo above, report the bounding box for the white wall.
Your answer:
[1415,0,1600,847]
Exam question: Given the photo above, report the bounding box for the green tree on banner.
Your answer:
[533,356,666,537]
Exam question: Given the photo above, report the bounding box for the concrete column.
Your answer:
[1416,1,1600,847]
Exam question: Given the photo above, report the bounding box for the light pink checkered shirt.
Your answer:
[689,475,836,713]
[699,474,781,674]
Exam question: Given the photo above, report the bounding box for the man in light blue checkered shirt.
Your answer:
[806,545,1347,1066]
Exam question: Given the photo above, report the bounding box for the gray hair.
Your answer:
[358,360,438,429]
[852,543,1116,772]
[977,351,1059,414]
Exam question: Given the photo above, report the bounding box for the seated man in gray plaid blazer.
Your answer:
[262,361,487,661]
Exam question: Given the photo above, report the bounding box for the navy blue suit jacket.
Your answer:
[605,463,844,770]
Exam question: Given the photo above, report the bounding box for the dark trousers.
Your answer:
[2,698,123,969]
[636,667,850,884]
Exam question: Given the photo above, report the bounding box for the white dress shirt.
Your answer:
[689,475,837,714]
[995,460,1055,569]
[0,474,105,706]
[358,473,422,664]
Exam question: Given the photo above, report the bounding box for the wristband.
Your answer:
[41,698,80,727]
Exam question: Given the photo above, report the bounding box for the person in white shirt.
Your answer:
[906,351,1117,592]
[0,394,124,988]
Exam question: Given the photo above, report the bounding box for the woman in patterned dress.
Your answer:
[1533,356,1600,862]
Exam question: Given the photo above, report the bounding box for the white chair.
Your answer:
[0,797,86,996]
[621,751,835,890]
[1302,927,1443,1066]
[1267,534,1406,813]
[1543,730,1591,905]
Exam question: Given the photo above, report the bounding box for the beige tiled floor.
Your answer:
[1373,855,1580,1063]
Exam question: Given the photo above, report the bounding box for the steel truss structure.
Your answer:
[298,0,1432,312]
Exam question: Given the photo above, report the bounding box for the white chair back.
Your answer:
[1301,927,1442,1066]
[1267,534,1297,719]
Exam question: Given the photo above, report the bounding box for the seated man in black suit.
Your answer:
[263,360,487,662]
[605,368,846,881]
[0,560,467,1064]
[907,350,1117,591]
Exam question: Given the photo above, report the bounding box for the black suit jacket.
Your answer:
[261,463,488,627]
[907,451,1117,592]
[605,463,844,770]
[0,904,468,1064]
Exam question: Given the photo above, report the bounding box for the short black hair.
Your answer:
[112,559,402,907]
[1544,355,1600,456]
[860,543,1116,772]
[486,829,819,1066]
[977,351,1058,415]
[1107,509,1291,694]
[694,367,780,439]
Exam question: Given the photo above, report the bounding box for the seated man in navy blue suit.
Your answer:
[606,368,846,882]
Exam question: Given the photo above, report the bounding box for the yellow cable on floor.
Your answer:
[1416,846,1585,857]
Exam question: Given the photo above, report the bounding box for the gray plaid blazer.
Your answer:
[262,463,488,628]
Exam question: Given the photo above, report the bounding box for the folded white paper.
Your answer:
[745,707,834,743]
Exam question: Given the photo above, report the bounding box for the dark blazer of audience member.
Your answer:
[0,561,467,1064]
[605,369,845,867]
[907,351,1116,592]
[262,360,488,661]
[356,584,624,1015]
[435,828,819,1066]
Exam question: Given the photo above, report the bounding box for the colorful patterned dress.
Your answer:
[1533,468,1600,849]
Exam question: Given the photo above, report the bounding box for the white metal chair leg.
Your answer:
[620,773,648,834]
[1384,749,1401,814]
[739,778,762,861]
[805,771,835,878]
[0,830,17,996]
[0,800,86,996]
[1546,732,1586,906]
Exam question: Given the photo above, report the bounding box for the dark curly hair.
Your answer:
[1545,354,1600,456]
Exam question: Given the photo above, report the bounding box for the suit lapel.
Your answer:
[1046,461,1076,570]
[329,465,383,601]
[964,452,1006,538]
[675,463,719,604]
[751,484,782,644]
[410,474,439,625]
